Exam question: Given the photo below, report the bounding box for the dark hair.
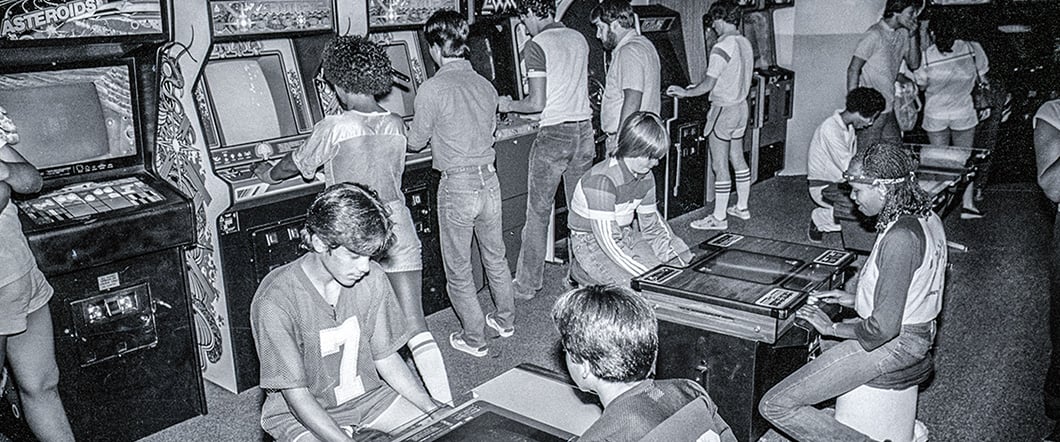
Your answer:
[614,112,669,160]
[846,87,886,119]
[849,143,932,230]
[517,0,556,19]
[590,0,635,29]
[552,285,658,383]
[321,35,393,96]
[424,9,469,58]
[303,183,394,257]
[929,14,958,53]
[707,0,742,26]
[883,0,917,19]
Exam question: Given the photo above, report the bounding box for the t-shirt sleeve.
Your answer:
[1036,101,1060,130]
[368,272,412,361]
[523,41,547,78]
[971,41,989,75]
[251,294,307,390]
[579,174,618,221]
[705,41,732,80]
[855,217,924,351]
[852,30,881,62]
[292,119,338,180]
[617,48,648,93]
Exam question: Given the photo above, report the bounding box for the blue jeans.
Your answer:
[569,224,691,287]
[437,164,514,347]
[513,120,595,294]
[759,322,936,441]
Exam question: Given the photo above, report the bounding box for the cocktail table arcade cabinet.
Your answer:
[632,232,856,441]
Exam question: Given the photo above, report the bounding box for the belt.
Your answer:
[441,163,494,177]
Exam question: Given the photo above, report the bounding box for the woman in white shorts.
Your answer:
[913,14,988,219]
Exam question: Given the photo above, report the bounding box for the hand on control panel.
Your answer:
[253,161,281,185]
[497,95,513,114]
[0,105,19,148]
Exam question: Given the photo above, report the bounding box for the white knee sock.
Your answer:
[713,181,732,220]
[734,168,751,210]
[408,331,452,404]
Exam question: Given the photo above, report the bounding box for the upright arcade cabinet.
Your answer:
[0,1,204,440]
[186,0,338,392]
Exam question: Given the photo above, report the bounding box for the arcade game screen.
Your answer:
[377,39,419,120]
[694,249,804,285]
[203,55,302,147]
[0,65,137,171]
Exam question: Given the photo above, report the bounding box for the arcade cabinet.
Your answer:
[633,232,853,441]
[186,0,338,392]
[635,4,711,220]
[0,1,204,440]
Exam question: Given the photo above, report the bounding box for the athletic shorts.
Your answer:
[705,101,749,141]
[263,385,398,442]
[0,266,54,335]
[378,200,423,273]
[922,112,978,133]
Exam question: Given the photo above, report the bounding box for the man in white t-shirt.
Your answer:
[592,0,661,155]
[806,87,885,242]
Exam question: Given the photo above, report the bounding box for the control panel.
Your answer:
[18,177,166,226]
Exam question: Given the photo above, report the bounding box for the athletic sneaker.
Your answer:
[449,332,487,357]
[690,215,728,230]
[960,207,985,219]
[807,220,824,243]
[485,313,514,338]
[726,206,751,220]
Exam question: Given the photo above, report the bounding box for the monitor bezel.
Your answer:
[0,58,146,185]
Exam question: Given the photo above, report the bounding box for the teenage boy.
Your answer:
[408,10,515,358]
[666,0,754,231]
[552,285,736,441]
[251,183,438,441]
[567,112,692,287]
[0,105,75,442]
[847,0,922,148]
[501,0,595,301]
[806,87,886,242]
[254,36,452,403]
[592,0,661,155]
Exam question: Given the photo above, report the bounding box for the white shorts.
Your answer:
[922,113,978,133]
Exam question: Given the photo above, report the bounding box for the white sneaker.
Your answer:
[913,419,929,442]
[485,313,514,338]
[726,206,751,220]
[449,332,487,357]
[690,215,728,230]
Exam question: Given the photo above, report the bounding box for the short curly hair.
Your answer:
[707,0,742,26]
[848,143,932,230]
[321,35,393,96]
[517,0,556,19]
[846,87,885,119]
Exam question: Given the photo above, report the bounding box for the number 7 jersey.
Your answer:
[251,254,413,424]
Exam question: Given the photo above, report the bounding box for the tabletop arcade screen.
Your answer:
[400,401,576,442]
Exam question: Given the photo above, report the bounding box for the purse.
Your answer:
[970,45,991,111]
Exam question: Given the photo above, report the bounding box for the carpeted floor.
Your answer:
[136,164,1056,441]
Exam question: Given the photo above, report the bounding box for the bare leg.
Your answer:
[385,270,451,403]
[951,127,979,212]
[7,306,74,442]
[729,137,751,211]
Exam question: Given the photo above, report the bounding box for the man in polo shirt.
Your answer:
[567,112,691,287]
[501,0,595,300]
[847,0,922,148]
[592,0,661,156]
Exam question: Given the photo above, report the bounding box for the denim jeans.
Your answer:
[569,223,691,287]
[759,322,936,441]
[513,120,595,294]
[437,164,514,347]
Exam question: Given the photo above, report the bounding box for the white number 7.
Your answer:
[320,317,365,404]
